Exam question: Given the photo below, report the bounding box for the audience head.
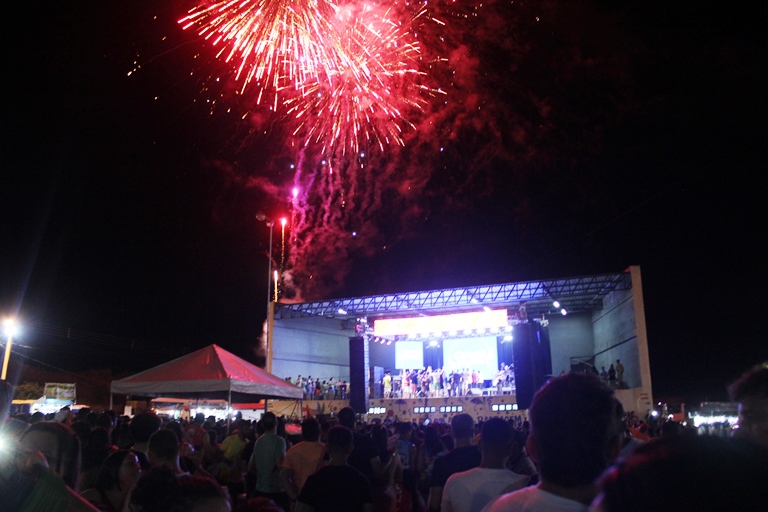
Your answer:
[260,412,277,432]
[130,466,229,512]
[451,413,475,440]
[166,421,185,444]
[148,428,180,467]
[233,497,284,512]
[528,373,623,488]
[728,364,768,448]
[130,411,162,444]
[301,417,320,442]
[20,421,82,488]
[327,425,354,455]
[479,417,513,454]
[337,407,356,430]
[96,449,141,492]
[593,434,767,512]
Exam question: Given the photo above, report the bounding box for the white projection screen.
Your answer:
[443,336,498,379]
[395,341,424,370]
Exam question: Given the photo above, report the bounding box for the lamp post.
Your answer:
[2,318,17,380]
[256,213,275,372]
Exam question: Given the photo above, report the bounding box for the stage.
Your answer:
[268,392,525,424]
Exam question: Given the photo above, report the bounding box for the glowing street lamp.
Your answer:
[2,318,18,380]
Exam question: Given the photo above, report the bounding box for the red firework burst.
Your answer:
[179,0,339,107]
[286,3,429,153]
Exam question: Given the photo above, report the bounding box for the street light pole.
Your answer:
[256,213,275,373]
[2,318,17,380]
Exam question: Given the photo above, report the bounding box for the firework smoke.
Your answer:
[177,0,636,300]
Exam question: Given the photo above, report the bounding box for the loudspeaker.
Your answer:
[512,323,552,410]
[349,336,369,413]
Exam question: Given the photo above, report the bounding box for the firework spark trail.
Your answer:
[179,0,339,105]
[286,2,430,154]
[182,0,434,154]
[185,1,549,300]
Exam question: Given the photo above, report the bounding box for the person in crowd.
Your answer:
[165,420,195,458]
[482,373,624,512]
[295,425,374,512]
[371,423,400,512]
[248,412,289,510]
[607,365,616,388]
[12,420,100,511]
[233,497,285,512]
[78,426,118,492]
[128,466,230,512]
[395,422,419,512]
[185,412,212,454]
[592,433,768,511]
[217,419,251,499]
[428,413,481,511]
[417,425,447,501]
[505,427,537,482]
[80,449,142,512]
[442,418,528,512]
[147,428,188,475]
[728,363,768,448]
[337,407,383,485]
[280,417,327,504]
[130,411,162,471]
[614,360,624,385]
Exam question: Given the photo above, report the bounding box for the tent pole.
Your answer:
[227,389,232,433]
[109,393,113,411]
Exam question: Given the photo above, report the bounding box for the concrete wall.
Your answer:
[272,316,354,382]
[547,312,594,375]
[592,285,641,388]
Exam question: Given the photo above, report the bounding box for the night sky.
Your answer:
[2,1,765,405]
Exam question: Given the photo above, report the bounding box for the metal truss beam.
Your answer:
[275,271,631,320]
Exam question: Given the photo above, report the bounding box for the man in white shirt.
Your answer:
[442,418,528,512]
[482,373,624,512]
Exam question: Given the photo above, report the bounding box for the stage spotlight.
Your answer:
[386,340,392,345]
[338,308,348,315]
[483,306,492,312]
[505,325,513,332]
[561,308,568,316]
[553,301,560,308]
[449,330,457,337]
[429,340,438,347]
[504,334,513,342]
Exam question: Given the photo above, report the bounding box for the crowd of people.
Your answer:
[283,365,518,402]
[383,365,516,399]
[284,376,351,401]
[1,362,766,511]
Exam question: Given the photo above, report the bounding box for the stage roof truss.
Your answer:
[275,271,631,320]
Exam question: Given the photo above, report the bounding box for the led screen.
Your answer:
[395,341,424,370]
[443,336,498,380]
